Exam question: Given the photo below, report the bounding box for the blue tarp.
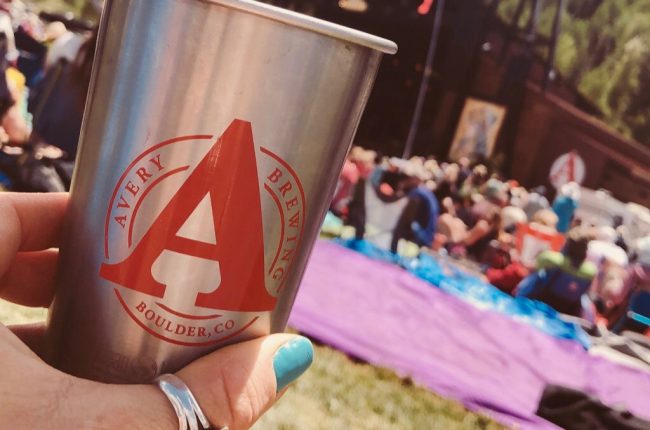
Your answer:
[335,238,591,348]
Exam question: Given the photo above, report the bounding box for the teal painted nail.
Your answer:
[273,337,314,392]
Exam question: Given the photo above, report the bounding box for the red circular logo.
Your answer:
[100,120,305,346]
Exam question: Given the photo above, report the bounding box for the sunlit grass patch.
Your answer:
[255,340,504,430]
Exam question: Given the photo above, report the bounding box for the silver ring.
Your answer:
[155,373,228,430]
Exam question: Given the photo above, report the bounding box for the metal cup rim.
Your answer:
[203,0,398,54]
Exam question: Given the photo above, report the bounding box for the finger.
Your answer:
[0,192,68,274]
[0,250,58,307]
[178,334,314,429]
[8,322,46,358]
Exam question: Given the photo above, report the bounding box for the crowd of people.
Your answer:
[331,146,650,335]
[0,0,94,192]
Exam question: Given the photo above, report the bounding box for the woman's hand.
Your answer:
[0,192,313,430]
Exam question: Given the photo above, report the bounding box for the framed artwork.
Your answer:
[449,98,506,160]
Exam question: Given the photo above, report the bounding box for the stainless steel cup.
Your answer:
[44,0,396,383]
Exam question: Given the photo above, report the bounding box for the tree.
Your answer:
[497,0,650,146]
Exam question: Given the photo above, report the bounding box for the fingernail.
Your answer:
[273,337,313,392]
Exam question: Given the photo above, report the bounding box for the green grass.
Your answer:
[0,299,504,429]
[254,341,504,430]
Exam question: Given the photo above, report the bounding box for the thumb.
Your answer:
[176,334,313,429]
[27,334,313,430]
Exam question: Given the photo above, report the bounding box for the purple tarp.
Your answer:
[288,241,650,429]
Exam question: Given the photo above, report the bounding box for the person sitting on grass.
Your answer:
[516,227,597,317]
[391,165,440,252]
[464,206,502,262]
[612,236,650,334]
[484,206,529,295]
[552,182,581,234]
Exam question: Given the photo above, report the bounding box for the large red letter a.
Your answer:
[100,120,274,312]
